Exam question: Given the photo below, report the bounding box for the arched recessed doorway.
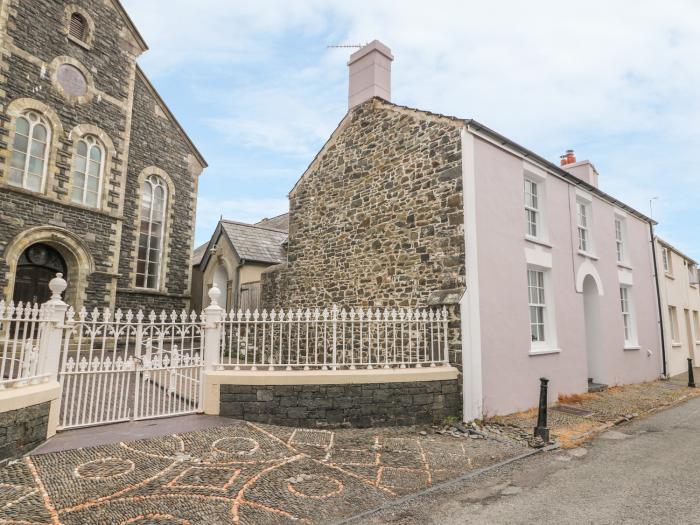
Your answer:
[212,264,230,311]
[12,243,67,305]
[583,274,603,385]
[4,226,95,310]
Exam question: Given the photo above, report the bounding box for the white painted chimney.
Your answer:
[348,40,393,109]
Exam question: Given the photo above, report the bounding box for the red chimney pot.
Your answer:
[560,149,577,166]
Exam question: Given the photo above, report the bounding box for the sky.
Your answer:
[121,0,700,259]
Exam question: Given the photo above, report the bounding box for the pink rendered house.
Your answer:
[463,135,662,417]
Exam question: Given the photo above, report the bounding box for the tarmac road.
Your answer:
[355,395,700,525]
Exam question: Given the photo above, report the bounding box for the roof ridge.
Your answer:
[369,96,466,124]
[221,219,288,234]
[257,212,289,221]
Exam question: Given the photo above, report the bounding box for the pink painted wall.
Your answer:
[472,137,662,415]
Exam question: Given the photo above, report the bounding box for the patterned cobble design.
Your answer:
[0,422,524,524]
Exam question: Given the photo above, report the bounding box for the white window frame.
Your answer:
[693,311,700,344]
[614,215,627,265]
[70,135,105,208]
[688,263,698,286]
[576,195,594,256]
[135,174,168,290]
[619,285,638,348]
[526,264,558,354]
[9,111,51,193]
[523,166,548,244]
[662,247,671,274]
[524,178,539,238]
[669,306,680,344]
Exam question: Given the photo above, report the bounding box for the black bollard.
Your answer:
[688,358,696,388]
[534,377,550,442]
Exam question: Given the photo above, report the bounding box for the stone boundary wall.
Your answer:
[220,379,460,428]
[0,401,50,463]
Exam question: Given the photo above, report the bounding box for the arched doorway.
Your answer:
[212,264,230,311]
[12,243,67,305]
[5,227,94,310]
[582,274,603,385]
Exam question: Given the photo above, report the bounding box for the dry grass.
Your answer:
[557,392,596,405]
[498,407,537,421]
[554,421,600,449]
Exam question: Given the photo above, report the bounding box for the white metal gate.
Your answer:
[57,308,204,430]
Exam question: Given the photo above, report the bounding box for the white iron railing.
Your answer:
[0,301,49,388]
[2,278,456,431]
[218,305,450,371]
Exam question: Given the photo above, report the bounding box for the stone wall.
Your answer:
[220,379,460,428]
[0,401,50,463]
[262,98,466,364]
[114,73,200,312]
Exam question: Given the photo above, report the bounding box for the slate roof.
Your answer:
[289,97,654,225]
[255,213,289,232]
[220,221,287,264]
[191,242,209,266]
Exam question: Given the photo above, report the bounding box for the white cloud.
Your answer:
[123,0,700,257]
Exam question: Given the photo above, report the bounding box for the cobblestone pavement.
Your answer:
[0,421,525,524]
[489,380,699,447]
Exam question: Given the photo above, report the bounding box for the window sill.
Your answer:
[665,272,675,280]
[524,236,552,249]
[116,288,190,299]
[623,345,641,351]
[578,250,599,261]
[671,342,682,348]
[66,33,92,50]
[529,347,561,356]
[617,262,633,271]
[0,183,118,219]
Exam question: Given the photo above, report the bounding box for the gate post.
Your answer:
[39,273,69,383]
[202,286,224,415]
[203,285,224,370]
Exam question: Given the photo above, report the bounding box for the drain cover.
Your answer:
[553,404,593,417]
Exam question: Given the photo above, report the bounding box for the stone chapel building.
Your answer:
[0,0,206,311]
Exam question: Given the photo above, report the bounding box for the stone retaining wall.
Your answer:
[0,401,50,463]
[220,379,460,428]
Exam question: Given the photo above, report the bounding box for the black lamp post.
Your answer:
[534,377,550,442]
[688,358,696,388]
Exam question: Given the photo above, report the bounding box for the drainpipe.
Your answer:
[650,224,667,378]
[233,259,245,311]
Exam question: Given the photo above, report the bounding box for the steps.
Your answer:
[588,377,608,393]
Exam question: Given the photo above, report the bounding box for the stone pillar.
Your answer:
[202,286,224,415]
[38,273,68,438]
[39,273,68,383]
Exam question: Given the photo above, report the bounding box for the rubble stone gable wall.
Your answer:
[262,100,466,366]
[263,100,465,308]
